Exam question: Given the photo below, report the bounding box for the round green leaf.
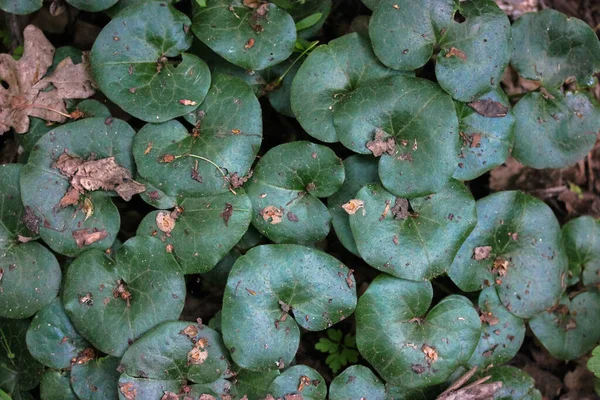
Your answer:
[361,0,378,10]
[91,1,211,122]
[350,180,476,281]
[529,292,600,361]
[0,0,41,14]
[448,191,568,319]
[267,365,326,400]
[512,90,600,169]
[20,117,137,256]
[452,90,515,181]
[192,0,296,71]
[63,236,186,357]
[511,9,600,89]
[369,0,455,71]
[40,370,77,400]
[291,33,401,143]
[222,244,357,371]
[467,287,525,369]
[65,0,117,12]
[26,298,91,369]
[356,275,481,388]
[563,216,600,286]
[335,75,460,198]
[0,318,44,395]
[134,74,262,200]
[484,366,542,400]
[70,356,120,400]
[435,0,511,102]
[245,141,345,245]
[137,191,252,274]
[232,368,280,399]
[117,375,230,400]
[328,155,379,256]
[328,365,385,400]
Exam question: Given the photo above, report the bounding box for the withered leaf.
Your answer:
[119,382,137,400]
[473,246,492,261]
[220,203,233,227]
[366,129,396,157]
[480,311,500,326]
[228,170,253,188]
[342,199,365,215]
[468,99,508,118]
[261,206,283,224]
[445,47,467,60]
[180,325,199,339]
[0,25,96,135]
[72,229,108,248]
[422,344,438,363]
[156,211,176,234]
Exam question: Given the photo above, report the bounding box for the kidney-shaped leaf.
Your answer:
[246,141,344,245]
[91,1,210,122]
[328,365,385,400]
[350,181,476,281]
[39,370,77,400]
[66,0,117,12]
[356,275,481,388]
[70,356,120,400]
[335,75,460,198]
[0,0,41,14]
[222,245,357,371]
[448,191,568,319]
[63,236,186,357]
[563,216,600,287]
[267,365,326,400]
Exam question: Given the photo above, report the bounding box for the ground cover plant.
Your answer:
[0,0,600,399]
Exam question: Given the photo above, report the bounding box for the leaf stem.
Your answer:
[174,153,237,195]
[0,328,15,360]
[275,40,319,86]
[25,103,72,119]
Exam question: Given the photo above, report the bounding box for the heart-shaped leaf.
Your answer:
[245,141,345,244]
[335,75,460,198]
[20,117,138,256]
[350,181,476,281]
[63,236,186,356]
[467,287,525,369]
[66,0,117,12]
[0,318,45,396]
[512,90,600,169]
[222,244,357,371]
[91,1,211,122]
[291,33,401,143]
[328,155,379,256]
[136,190,252,274]
[511,9,600,89]
[529,292,600,360]
[483,366,542,400]
[563,216,600,287]
[267,365,326,400]
[452,90,515,181]
[26,298,91,369]
[0,0,41,14]
[0,164,61,319]
[328,365,385,400]
[356,275,481,388]
[192,0,296,71]
[448,191,568,319]
[39,370,77,400]
[134,74,262,201]
[70,356,120,400]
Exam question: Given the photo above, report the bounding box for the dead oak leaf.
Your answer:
[468,99,508,118]
[0,25,96,135]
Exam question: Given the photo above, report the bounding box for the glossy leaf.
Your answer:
[91,1,211,122]
[116,375,230,399]
[65,0,117,12]
[335,75,460,198]
[563,216,600,286]
[222,245,357,371]
[484,366,542,400]
[39,370,77,400]
[293,0,331,39]
[106,0,178,17]
[267,365,326,400]
[448,191,568,319]
[329,365,385,400]
[246,141,345,244]
[356,275,481,388]
[0,0,41,14]
[63,236,186,357]
[70,356,120,400]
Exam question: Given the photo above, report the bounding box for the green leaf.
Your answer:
[356,275,481,388]
[295,12,323,31]
[335,75,460,198]
[62,236,186,357]
[350,181,476,281]
[105,0,178,17]
[65,0,117,12]
[21,117,137,257]
[233,368,280,399]
[512,90,600,169]
[267,365,326,400]
[222,244,357,371]
[588,346,600,378]
[328,365,385,400]
[192,0,297,71]
[294,1,331,39]
[136,191,252,274]
[361,0,378,10]
[344,333,356,348]
[467,287,525,369]
[529,292,600,360]
[39,370,77,400]
[314,338,338,354]
[117,375,228,399]
[563,216,600,287]
[0,318,44,395]
[48,46,83,75]
[340,347,359,364]
[511,9,600,89]
[70,356,120,400]
[246,141,345,244]
[196,0,207,6]
[0,164,61,319]
[91,1,211,122]
[484,366,542,400]
[327,329,343,343]
[328,155,380,256]
[0,0,41,14]
[26,298,91,369]
[452,89,515,181]
[291,33,401,143]
[134,74,262,200]
[448,191,568,319]
[261,55,303,117]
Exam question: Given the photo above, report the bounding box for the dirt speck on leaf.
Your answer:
[261,206,283,224]
[228,170,253,188]
[156,211,176,234]
[342,199,365,215]
[391,198,409,220]
[287,212,299,222]
[298,375,311,392]
[72,347,95,364]
[220,203,234,227]
[187,338,208,365]
[473,246,492,261]
[72,228,107,248]
[161,392,179,400]
[492,257,510,276]
[366,129,396,157]
[119,382,137,400]
[23,206,41,234]
[468,99,508,118]
[445,47,467,60]
[422,344,438,363]
[480,311,500,326]
[244,38,255,49]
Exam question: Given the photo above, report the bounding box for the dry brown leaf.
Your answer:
[156,211,176,234]
[342,199,365,215]
[220,203,234,227]
[445,47,467,60]
[0,25,96,135]
[492,257,510,276]
[366,129,396,157]
[473,246,492,261]
[119,382,137,400]
[72,228,108,248]
[71,347,95,365]
[228,170,253,188]
[422,344,438,363]
[479,311,500,326]
[180,325,199,339]
[161,392,179,400]
[468,99,508,118]
[261,206,283,224]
